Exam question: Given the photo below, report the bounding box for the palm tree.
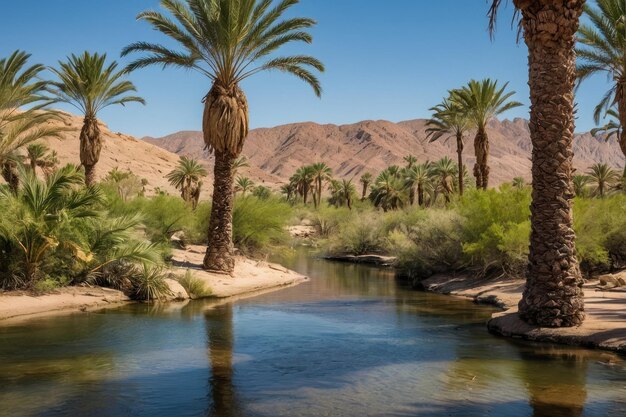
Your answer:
[431,157,457,204]
[0,51,63,193]
[48,52,144,186]
[591,107,625,177]
[452,79,521,190]
[123,0,324,274]
[403,155,417,169]
[234,176,255,197]
[166,156,208,207]
[404,163,431,207]
[426,93,470,195]
[232,156,250,176]
[370,171,406,212]
[489,0,586,327]
[310,162,332,208]
[587,163,618,197]
[337,179,356,210]
[576,0,626,174]
[26,143,49,173]
[359,172,372,201]
[280,182,296,203]
[572,174,592,198]
[292,166,315,205]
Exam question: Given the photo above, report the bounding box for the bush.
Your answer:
[177,270,211,298]
[131,264,172,301]
[326,212,386,255]
[232,196,291,255]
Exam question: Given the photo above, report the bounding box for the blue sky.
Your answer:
[1,0,610,138]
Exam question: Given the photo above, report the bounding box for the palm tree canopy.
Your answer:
[166,156,208,189]
[426,93,469,143]
[359,172,372,185]
[0,51,63,160]
[235,175,255,192]
[122,0,324,96]
[587,162,619,184]
[576,0,626,124]
[49,51,145,117]
[452,79,521,130]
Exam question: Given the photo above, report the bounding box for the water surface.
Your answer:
[1,251,626,416]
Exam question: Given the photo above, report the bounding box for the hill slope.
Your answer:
[144,118,623,186]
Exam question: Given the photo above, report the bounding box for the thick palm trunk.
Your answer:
[204,150,236,274]
[473,127,489,190]
[456,132,464,196]
[516,0,585,327]
[317,178,322,208]
[80,116,102,187]
[361,183,368,201]
[417,184,424,207]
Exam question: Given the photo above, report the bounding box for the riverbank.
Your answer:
[420,272,626,353]
[0,245,307,324]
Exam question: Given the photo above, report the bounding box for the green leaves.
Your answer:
[123,0,324,95]
[451,79,521,130]
[48,52,145,117]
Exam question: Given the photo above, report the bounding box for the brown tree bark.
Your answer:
[456,131,464,196]
[473,127,489,190]
[361,182,368,201]
[1,160,19,194]
[80,116,102,187]
[203,150,236,274]
[516,0,586,327]
[617,82,626,176]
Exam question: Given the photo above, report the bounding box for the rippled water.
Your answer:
[1,251,626,417]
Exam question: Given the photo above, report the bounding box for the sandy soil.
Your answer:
[167,245,308,298]
[0,245,307,324]
[421,273,626,353]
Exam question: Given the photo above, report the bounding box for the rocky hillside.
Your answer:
[144,118,623,186]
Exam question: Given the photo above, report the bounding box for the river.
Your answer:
[1,251,625,416]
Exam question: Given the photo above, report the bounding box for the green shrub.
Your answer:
[131,264,172,301]
[574,195,626,271]
[232,196,290,255]
[177,270,211,298]
[325,212,386,255]
[309,206,353,237]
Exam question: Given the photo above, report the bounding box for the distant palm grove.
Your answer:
[2,0,626,329]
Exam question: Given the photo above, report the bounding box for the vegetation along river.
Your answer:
[1,250,626,417]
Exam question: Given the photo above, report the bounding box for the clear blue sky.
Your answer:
[1,0,609,138]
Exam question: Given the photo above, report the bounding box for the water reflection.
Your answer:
[0,249,626,416]
[205,304,241,417]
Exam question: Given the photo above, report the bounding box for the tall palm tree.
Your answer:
[123,0,324,274]
[572,174,592,198]
[587,163,618,197]
[292,166,315,205]
[404,163,431,207]
[234,176,255,196]
[49,52,144,186]
[369,171,406,212]
[426,93,470,195]
[338,179,356,210]
[452,79,521,190]
[166,156,208,207]
[310,162,332,208]
[359,172,372,201]
[576,0,626,174]
[0,51,63,193]
[26,143,48,173]
[490,0,586,327]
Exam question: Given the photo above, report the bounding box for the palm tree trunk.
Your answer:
[80,116,102,187]
[516,0,585,327]
[317,177,322,208]
[456,131,464,196]
[417,184,424,207]
[361,183,368,201]
[617,96,626,178]
[203,150,236,274]
[1,160,19,194]
[473,127,489,190]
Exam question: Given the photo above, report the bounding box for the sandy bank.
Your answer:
[0,246,307,324]
[168,245,308,298]
[421,273,626,353]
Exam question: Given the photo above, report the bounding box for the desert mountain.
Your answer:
[144,117,623,186]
